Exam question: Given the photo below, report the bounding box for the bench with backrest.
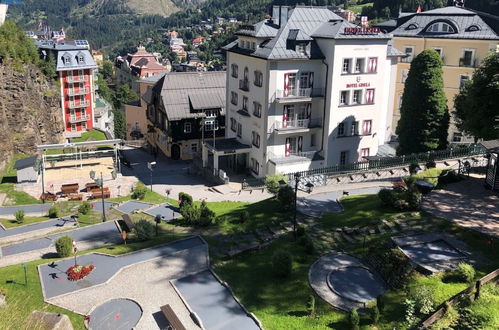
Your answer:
[85,182,99,192]
[61,184,79,196]
[91,190,110,199]
[68,194,83,201]
[160,304,187,330]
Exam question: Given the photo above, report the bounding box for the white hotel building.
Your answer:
[202,6,404,177]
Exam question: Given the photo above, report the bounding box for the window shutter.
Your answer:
[283,106,289,128]
[368,57,377,73]
[285,138,291,156]
[309,72,314,88]
[306,103,311,119]
[284,73,289,97]
[298,136,303,152]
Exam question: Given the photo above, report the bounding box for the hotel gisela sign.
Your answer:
[343,27,380,34]
[346,76,371,89]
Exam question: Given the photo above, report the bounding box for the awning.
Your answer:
[204,138,251,154]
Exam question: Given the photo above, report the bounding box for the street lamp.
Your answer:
[293,172,301,240]
[90,171,106,222]
[147,161,156,192]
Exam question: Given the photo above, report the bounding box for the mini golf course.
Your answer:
[88,298,142,330]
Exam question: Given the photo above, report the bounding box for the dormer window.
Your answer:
[426,22,456,33]
[78,55,85,63]
[406,24,418,30]
[63,56,71,65]
[296,43,307,55]
[466,25,480,32]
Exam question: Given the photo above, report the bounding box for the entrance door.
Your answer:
[283,105,295,128]
[171,144,181,160]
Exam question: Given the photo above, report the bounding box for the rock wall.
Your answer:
[0,63,64,171]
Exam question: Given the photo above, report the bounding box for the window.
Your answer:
[427,22,455,33]
[401,69,409,83]
[340,151,349,165]
[237,123,242,137]
[231,64,238,78]
[82,121,87,130]
[242,96,248,110]
[184,122,192,133]
[230,118,237,132]
[78,55,84,63]
[342,58,352,74]
[191,143,198,153]
[205,120,218,132]
[355,58,365,73]
[253,102,262,117]
[362,120,372,135]
[250,158,259,175]
[205,110,217,118]
[254,70,263,87]
[350,121,359,136]
[64,56,70,65]
[452,132,462,142]
[365,89,375,104]
[432,47,443,58]
[367,57,378,73]
[338,122,345,136]
[360,148,370,160]
[252,131,260,148]
[296,43,307,55]
[340,91,349,105]
[78,69,84,77]
[352,90,362,105]
[230,91,238,105]
[460,49,475,67]
[466,25,480,32]
[402,46,414,63]
[459,75,470,89]
[310,133,316,147]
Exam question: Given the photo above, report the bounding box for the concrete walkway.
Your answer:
[0,221,121,267]
[0,216,77,245]
[39,236,206,300]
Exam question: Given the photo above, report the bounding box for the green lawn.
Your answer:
[0,154,41,206]
[71,130,106,142]
[349,2,373,14]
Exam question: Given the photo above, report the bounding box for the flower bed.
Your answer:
[66,264,95,281]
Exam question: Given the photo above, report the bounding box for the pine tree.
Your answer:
[396,49,449,155]
[454,52,499,141]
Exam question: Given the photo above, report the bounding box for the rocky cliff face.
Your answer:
[0,63,64,171]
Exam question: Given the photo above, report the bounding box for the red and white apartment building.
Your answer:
[37,39,98,136]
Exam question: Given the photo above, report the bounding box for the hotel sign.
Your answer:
[346,82,371,88]
[343,27,380,34]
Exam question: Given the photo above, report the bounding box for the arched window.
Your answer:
[466,25,480,32]
[406,23,418,30]
[426,22,456,33]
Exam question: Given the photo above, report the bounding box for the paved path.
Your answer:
[91,201,117,212]
[39,236,206,300]
[0,221,120,258]
[0,216,75,239]
[422,176,499,238]
[173,270,261,330]
[309,253,385,311]
[298,186,386,217]
[0,203,52,218]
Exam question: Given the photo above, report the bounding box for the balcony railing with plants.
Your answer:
[67,76,85,83]
[68,88,89,96]
[68,101,90,109]
[69,114,90,123]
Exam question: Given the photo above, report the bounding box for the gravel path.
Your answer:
[47,241,208,330]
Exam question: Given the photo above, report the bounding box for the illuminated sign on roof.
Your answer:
[343,27,380,34]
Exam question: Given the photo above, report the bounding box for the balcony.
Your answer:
[459,58,477,68]
[239,79,250,92]
[67,88,89,96]
[68,101,90,109]
[268,150,322,165]
[69,114,90,123]
[67,76,85,83]
[270,118,322,134]
[273,88,324,103]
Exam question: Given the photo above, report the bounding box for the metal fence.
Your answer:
[285,145,486,181]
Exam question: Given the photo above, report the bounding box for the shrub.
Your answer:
[48,206,58,218]
[370,303,380,325]
[378,188,395,206]
[296,226,306,237]
[410,286,435,315]
[14,210,25,224]
[403,175,416,188]
[78,201,92,215]
[264,174,286,195]
[178,192,193,208]
[404,298,416,325]
[198,201,215,226]
[405,188,422,210]
[277,185,294,211]
[377,295,385,312]
[180,202,215,226]
[272,250,292,278]
[215,215,227,225]
[438,169,461,185]
[349,308,360,330]
[298,235,315,254]
[306,295,315,317]
[239,210,250,223]
[132,182,148,200]
[409,162,419,175]
[426,158,436,169]
[132,219,155,241]
[455,263,475,283]
[55,235,73,257]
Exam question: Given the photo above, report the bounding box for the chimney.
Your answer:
[280,6,289,27]
[272,5,280,26]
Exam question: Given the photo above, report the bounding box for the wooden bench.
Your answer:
[160,304,186,330]
[90,187,109,193]
[40,192,58,202]
[92,190,110,199]
[61,183,79,196]
[85,182,99,192]
[68,194,83,201]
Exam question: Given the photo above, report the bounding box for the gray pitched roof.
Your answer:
[56,49,97,71]
[381,6,499,40]
[155,72,226,121]
[226,6,391,60]
[14,156,38,170]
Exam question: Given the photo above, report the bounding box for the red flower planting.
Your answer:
[66,264,95,281]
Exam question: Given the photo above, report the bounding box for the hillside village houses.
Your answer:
[197,5,405,178]
[36,38,114,139]
[115,45,170,93]
[375,5,499,143]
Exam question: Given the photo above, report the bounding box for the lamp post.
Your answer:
[293,172,301,240]
[90,171,106,223]
[147,162,156,192]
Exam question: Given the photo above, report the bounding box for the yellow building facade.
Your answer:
[378,6,499,142]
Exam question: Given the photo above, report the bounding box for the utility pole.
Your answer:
[293,172,301,240]
[100,172,106,222]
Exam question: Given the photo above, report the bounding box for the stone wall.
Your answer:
[0,63,64,171]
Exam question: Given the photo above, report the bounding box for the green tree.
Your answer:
[113,84,138,109]
[113,109,126,140]
[396,49,449,155]
[454,52,499,140]
[101,60,114,80]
